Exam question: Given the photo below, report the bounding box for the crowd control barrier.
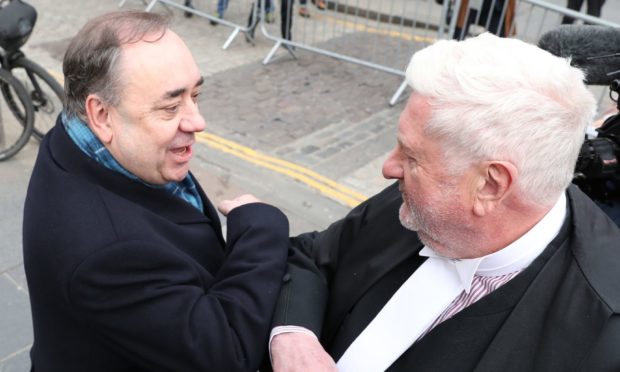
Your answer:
[119,0,260,50]
[119,0,619,107]
[255,0,619,105]
[451,0,618,44]
[257,0,453,105]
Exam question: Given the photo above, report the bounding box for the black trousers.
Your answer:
[561,0,605,24]
[247,0,293,40]
[453,0,509,40]
[281,0,295,40]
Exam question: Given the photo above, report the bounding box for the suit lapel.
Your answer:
[193,177,226,246]
[324,185,424,352]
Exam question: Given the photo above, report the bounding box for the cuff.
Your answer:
[268,326,318,365]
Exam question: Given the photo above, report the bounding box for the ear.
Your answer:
[84,94,113,144]
[472,161,517,217]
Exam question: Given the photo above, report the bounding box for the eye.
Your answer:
[164,104,180,114]
[191,91,201,103]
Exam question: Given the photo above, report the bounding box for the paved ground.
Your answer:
[1,0,620,370]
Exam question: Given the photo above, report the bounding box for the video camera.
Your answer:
[573,79,620,203]
[537,25,620,205]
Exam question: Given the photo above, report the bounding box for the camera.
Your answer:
[573,79,620,204]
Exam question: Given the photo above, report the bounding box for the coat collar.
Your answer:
[46,116,223,235]
[567,185,620,312]
[345,184,620,317]
[324,183,424,343]
[470,187,619,371]
[389,188,618,370]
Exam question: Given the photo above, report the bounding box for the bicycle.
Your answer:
[0,66,35,161]
[0,0,64,143]
[0,0,39,160]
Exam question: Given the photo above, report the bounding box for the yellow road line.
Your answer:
[319,14,438,44]
[43,69,366,207]
[200,132,368,200]
[196,132,368,207]
[48,70,64,85]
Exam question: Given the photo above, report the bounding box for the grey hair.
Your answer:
[62,11,170,120]
[406,33,597,206]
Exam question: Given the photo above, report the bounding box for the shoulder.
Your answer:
[24,148,154,271]
[567,186,620,313]
[334,181,403,231]
[363,181,403,213]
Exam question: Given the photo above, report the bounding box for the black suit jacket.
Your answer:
[275,182,620,371]
[23,121,289,372]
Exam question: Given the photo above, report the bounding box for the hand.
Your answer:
[217,194,261,216]
[271,332,337,372]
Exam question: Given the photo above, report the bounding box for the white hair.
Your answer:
[406,33,597,206]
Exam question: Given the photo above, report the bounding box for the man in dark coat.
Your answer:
[22,11,289,372]
[268,33,620,371]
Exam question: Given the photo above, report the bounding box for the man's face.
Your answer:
[104,29,206,185]
[382,94,477,257]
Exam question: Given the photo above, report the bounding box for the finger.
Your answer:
[217,200,233,215]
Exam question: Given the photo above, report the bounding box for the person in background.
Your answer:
[298,0,326,18]
[280,0,325,41]
[452,0,516,40]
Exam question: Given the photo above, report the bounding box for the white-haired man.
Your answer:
[268,33,620,371]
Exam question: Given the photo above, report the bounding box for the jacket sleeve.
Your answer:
[69,203,288,372]
[271,182,402,336]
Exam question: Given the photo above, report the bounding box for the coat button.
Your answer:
[282,273,291,282]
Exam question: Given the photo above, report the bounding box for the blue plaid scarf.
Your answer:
[62,112,204,212]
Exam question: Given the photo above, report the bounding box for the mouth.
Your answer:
[170,144,193,161]
[171,146,189,154]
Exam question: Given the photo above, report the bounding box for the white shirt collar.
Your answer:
[419,192,567,293]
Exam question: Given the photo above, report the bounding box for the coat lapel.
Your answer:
[49,120,214,226]
[324,183,424,349]
[473,245,611,371]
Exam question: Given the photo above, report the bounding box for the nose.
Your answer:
[382,148,403,180]
[180,101,206,133]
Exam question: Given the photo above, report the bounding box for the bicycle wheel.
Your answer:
[0,68,35,161]
[9,57,64,140]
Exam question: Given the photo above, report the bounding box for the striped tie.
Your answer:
[419,271,520,340]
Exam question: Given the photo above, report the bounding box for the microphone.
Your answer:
[538,25,620,85]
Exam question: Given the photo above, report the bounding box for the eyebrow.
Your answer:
[161,76,205,100]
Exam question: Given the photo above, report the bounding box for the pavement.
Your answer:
[1,0,620,370]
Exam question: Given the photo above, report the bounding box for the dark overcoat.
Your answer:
[275,183,620,371]
[23,121,289,372]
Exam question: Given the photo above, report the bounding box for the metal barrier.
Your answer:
[449,0,619,108]
[451,0,619,44]
[254,0,619,106]
[258,0,453,105]
[119,0,260,50]
[118,0,619,107]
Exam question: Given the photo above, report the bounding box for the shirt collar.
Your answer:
[420,192,567,293]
